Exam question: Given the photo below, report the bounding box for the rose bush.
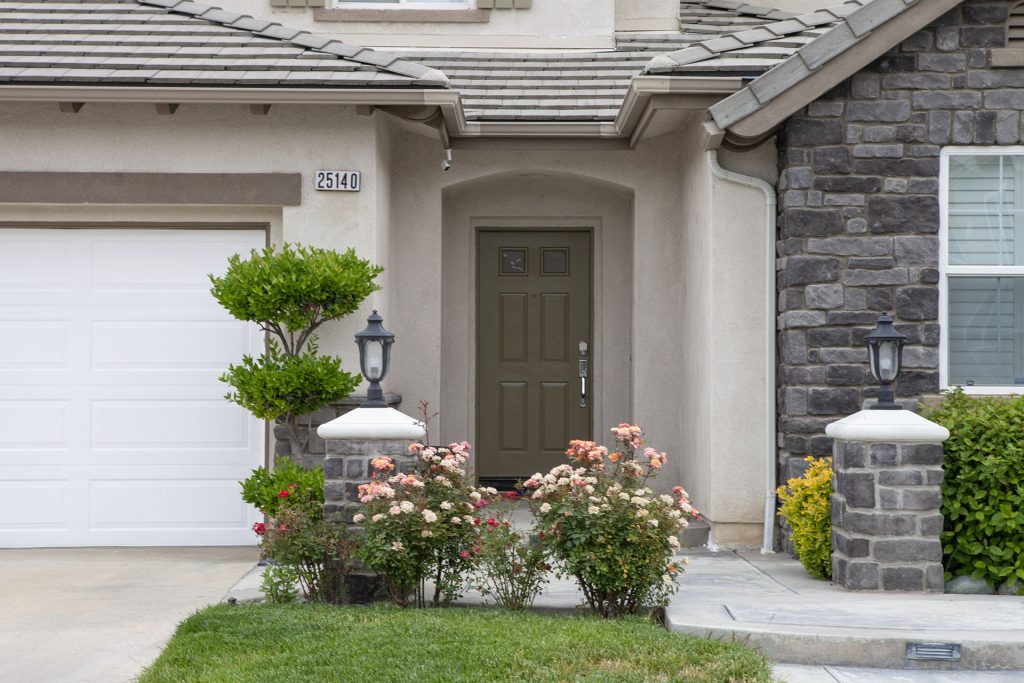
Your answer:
[523,424,699,618]
[469,492,551,610]
[243,462,352,604]
[356,442,478,607]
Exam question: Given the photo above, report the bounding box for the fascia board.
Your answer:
[0,84,459,107]
[723,0,963,140]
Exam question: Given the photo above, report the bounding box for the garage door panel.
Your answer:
[0,227,265,547]
[90,479,250,528]
[91,237,256,291]
[91,321,251,371]
[0,400,69,448]
[0,321,70,368]
[0,479,69,528]
[91,400,250,450]
[0,237,71,289]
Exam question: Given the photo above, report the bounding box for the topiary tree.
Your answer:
[210,243,383,458]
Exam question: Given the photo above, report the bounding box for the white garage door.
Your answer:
[0,228,265,547]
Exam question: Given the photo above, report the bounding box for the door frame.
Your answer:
[474,225,595,488]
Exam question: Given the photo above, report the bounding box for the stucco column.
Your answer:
[825,409,949,592]
[317,407,426,523]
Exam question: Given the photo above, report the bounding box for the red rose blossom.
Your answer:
[277,490,290,498]
[251,522,265,536]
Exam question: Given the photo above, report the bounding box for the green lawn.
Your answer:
[139,603,772,683]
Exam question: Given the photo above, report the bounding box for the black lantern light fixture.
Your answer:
[865,312,907,410]
[355,310,394,408]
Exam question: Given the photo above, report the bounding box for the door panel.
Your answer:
[477,230,592,479]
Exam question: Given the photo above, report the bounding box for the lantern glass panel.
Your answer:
[364,340,384,382]
[877,340,899,382]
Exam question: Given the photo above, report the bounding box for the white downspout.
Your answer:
[706,149,778,554]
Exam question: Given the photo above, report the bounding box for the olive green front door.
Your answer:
[477,230,592,482]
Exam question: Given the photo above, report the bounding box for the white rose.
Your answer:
[587,505,600,515]
[352,513,366,523]
[667,536,680,548]
[618,492,630,501]
[440,501,453,510]
[450,517,462,525]
[400,501,415,513]
[539,503,552,513]
[422,509,438,523]
[648,519,659,528]
[371,513,385,522]
[470,491,482,501]
[660,494,675,506]
[421,529,433,538]
[636,508,649,517]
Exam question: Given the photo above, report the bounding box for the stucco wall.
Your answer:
[0,99,774,546]
[677,117,776,546]
[0,101,386,382]
[212,0,615,49]
[383,122,772,543]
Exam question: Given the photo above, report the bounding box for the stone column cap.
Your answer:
[826,409,949,444]
[317,406,426,441]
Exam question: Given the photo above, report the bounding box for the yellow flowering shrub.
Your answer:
[776,457,833,580]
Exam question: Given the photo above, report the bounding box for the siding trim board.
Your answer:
[0,172,302,206]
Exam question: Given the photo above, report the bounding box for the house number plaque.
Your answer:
[314,170,361,192]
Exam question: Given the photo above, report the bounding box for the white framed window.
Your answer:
[334,0,471,8]
[941,147,1024,393]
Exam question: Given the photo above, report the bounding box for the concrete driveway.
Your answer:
[0,547,259,683]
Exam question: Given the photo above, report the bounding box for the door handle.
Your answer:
[578,341,588,408]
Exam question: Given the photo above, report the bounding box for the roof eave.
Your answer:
[0,84,456,107]
[713,0,964,142]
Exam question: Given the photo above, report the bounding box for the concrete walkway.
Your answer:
[668,549,1024,681]
[0,547,259,683]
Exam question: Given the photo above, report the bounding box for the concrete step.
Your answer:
[773,663,1024,682]
[669,550,1024,672]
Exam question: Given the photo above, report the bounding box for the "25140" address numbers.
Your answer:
[315,170,361,192]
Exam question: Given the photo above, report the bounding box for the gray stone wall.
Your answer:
[775,1,1015,491]
[831,439,945,592]
[323,438,418,524]
[273,393,402,470]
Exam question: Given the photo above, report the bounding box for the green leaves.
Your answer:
[240,456,324,518]
[210,243,382,455]
[776,457,833,580]
[210,243,382,349]
[221,344,360,422]
[923,387,1024,589]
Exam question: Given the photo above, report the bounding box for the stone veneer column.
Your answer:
[826,409,949,592]
[317,407,426,524]
[273,393,403,471]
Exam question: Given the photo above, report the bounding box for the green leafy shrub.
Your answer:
[260,563,300,604]
[524,424,700,618]
[923,388,1024,589]
[260,502,352,604]
[776,456,833,580]
[210,244,382,455]
[243,460,349,603]
[241,456,323,519]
